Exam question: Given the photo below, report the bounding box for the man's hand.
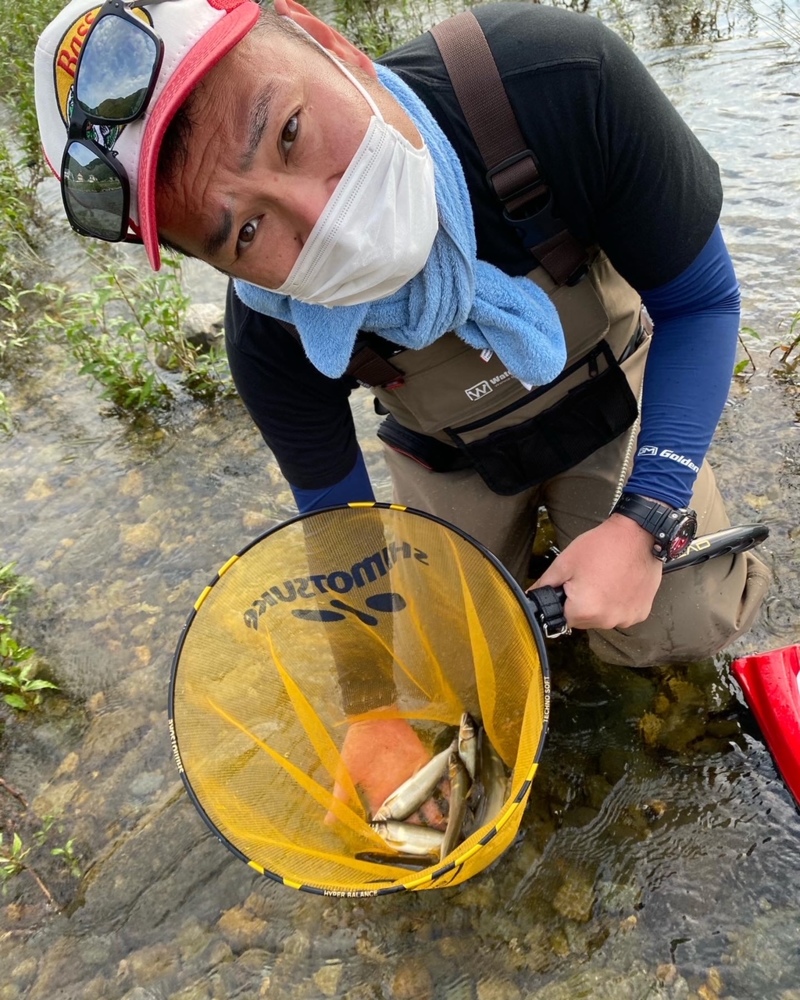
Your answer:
[325,716,447,827]
[531,514,663,630]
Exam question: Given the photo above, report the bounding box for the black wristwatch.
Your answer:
[611,493,698,561]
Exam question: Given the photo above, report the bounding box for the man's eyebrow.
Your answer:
[202,207,233,260]
[240,84,277,172]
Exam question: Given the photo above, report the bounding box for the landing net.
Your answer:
[169,503,550,895]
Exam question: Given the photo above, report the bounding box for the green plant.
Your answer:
[0,138,45,365]
[0,658,58,711]
[0,564,56,711]
[40,248,234,415]
[50,838,82,879]
[0,389,10,435]
[0,0,57,177]
[0,562,33,613]
[0,831,30,881]
[0,831,58,907]
[734,325,762,379]
[771,310,800,374]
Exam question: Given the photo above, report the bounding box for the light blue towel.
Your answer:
[234,62,566,386]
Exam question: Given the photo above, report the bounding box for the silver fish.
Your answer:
[471,732,508,831]
[457,712,477,780]
[371,820,446,856]
[439,750,471,861]
[372,742,454,822]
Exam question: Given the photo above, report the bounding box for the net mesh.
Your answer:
[169,504,549,895]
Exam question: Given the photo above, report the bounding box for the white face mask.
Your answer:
[272,39,438,307]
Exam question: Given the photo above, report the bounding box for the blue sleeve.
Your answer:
[290,449,376,513]
[623,224,740,509]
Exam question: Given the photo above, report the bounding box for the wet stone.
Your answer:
[119,521,162,560]
[216,905,269,953]
[476,976,523,1000]
[120,991,164,1000]
[281,929,311,960]
[129,770,165,798]
[656,964,678,986]
[118,941,181,987]
[387,961,434,1000]
[552,868,596,923]
[76,933,116,968]
[167,982,212,1000]
[9,957,38,990]
[343,985,380,1000]
[312,961,343,997]
[118,469,145,497]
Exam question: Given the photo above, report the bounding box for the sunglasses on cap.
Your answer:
[60,0,164,243]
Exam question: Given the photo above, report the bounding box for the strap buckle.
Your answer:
[526,585,571,640]
[485,149,545,206]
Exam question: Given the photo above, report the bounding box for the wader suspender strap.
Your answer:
[430,11,589,287]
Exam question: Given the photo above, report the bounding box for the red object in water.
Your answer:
[732,644,800,805]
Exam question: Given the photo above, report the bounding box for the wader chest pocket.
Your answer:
[445,342,638,495]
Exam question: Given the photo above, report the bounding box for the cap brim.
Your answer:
[137,2,260,269]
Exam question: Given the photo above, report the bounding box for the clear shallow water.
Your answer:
[1,2,799,998]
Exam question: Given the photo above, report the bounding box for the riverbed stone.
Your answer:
[312,961,343,997]
[343,985,380,1000]
[119,521,162,560]
[168,982,213,1000]
[476,975,522,1000]
[26,937,89,1000]
[118,941,181,987]
[387,961,434,1000]
[9,956,38,991]
[281,928,311,960]
[551,868,596,923]
[216,904,269,952]
[184,302,225,346]
[25,476,54,501]
[31,778,78,817]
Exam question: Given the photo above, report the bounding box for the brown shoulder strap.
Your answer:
[429,10,589,286]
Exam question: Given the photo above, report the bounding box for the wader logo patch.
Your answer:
[465,380,492,401]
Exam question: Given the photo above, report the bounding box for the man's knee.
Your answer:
[585,550,772,667]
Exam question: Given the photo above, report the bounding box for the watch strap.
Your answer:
[611,493,695,559]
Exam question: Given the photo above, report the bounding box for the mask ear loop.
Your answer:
[279,16,385,120]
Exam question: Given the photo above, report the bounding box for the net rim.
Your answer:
[167,501,551,895]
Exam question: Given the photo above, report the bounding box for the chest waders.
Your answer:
[355,10,648,496]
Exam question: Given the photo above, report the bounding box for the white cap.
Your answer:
[35,0,261,269]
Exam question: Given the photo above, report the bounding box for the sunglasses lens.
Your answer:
[75,13,159,120]
[62,141,126,241]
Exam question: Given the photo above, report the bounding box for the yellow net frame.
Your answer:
[168,503,550,896]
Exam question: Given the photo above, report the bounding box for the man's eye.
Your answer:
[237,218,260,251]
[281,114,299,156]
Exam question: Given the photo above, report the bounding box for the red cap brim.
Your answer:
[138,2,260,269]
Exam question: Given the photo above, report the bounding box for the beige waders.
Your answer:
[372,254,771,667]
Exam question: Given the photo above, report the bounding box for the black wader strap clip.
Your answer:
[345,345,405,390]
[527,585,571,639]
[276,318,405,390]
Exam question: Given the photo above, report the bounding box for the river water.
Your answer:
[1,1,799,998]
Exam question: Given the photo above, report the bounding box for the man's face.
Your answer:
[156,26,421,287]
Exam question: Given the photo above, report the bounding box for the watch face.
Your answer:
[666,515,697,560]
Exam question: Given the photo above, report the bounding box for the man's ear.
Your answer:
[273,0,377,78]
